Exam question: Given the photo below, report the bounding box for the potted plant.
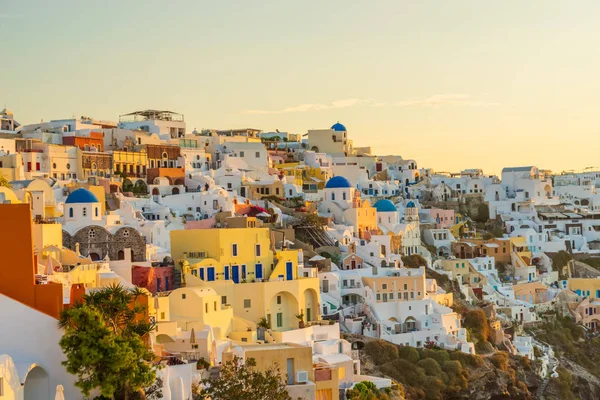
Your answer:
[257,317,271,330]
[295,311,305,329]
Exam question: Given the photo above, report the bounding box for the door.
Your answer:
[224,266,230,280]
[156,278,162,292]
[242,265,246,280]
[232,265,240,283]
[351,260,356,269]
[286,262,293,280]
[36,162,40,171]
[241,187,246,197]
[306,307,311,322]
[255,264,263,280]
[322,279,329,293]
[27,161,31,171]
[199,268,205,281]
[286,358,294,385]
[207,267,215,281]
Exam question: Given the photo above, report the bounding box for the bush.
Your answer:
[398,346,420,363]
[417,358,447,381]
[379,359,425,387]
[401,254,428,268]
[490,352,510,371]
[449,351,484,368]
[552,251,572,273]
[463,309,490,345]
[419,348,450,366]
[364,340,399,365]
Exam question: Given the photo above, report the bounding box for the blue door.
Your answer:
[224,266,230,280]
[199,268,205,281]
[232,265,240,283]
[255,264,263,280]
[286,262,293,280]
[207,267,215,281]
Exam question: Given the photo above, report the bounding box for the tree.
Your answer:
[0,173,11,188]
[552,250,573,273]
[58,285,157,399]
[346,381,390,400]
[197,356,292,400]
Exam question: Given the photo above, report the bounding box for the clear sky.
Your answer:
[2,0,600,175]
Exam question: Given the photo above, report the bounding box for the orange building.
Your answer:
[0,204,63,318]
[62,131,105,151]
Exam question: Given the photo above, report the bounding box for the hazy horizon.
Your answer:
[2,0,600,175]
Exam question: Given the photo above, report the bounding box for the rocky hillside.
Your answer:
[345,334,541,400]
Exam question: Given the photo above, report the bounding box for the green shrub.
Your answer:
[398,346,420,363]
[364,340,399,365]
[419,348,450,365]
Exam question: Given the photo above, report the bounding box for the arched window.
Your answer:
[69,208,73,218]
[331,193,335,201]
[88,229,96,239]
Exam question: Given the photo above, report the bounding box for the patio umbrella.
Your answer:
[45,257,54,276]
[256,212,271,217]
[55,385,65,400]
[190,328,196,344]
[309,255,326,262]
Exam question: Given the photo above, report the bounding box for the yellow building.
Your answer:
[171,227,322,331]
[275,163,331,191]
[223,342,340,400]
[113,149,148,179]
[569,278,600,299]
[363,272,427,303]
[435,259,487,286]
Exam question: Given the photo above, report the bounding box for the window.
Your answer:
[205,303,208,313]
[256,244,261,257]
[52,162,57,169]
[376,294,381,301]
[123,230,130,237]
[95,207,99,217]
[255,151,260,158]
[88,229,96,239]
[160,312,165,320]
[382,284,387,290]
[276,312,283,327]
[232,244,238,256]
[0,377,3,396]
[277,295,282,304]
[69,208,73,218]
[404,283,408,290]
[222,296,227,304]
[244,299,251,308]
[182,293,186,299]
[83,207,87,217]
[214,301,217,311]
[239,151,245,157]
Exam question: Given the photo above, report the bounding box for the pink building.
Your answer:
[132,265,175,294]
[429,208,455,229]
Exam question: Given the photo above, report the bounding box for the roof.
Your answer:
[502,166,534,173]
[331,122,347,132]
[325,176,351,189]
[406,201,416,208]
[374,199,397,212]
[65,188,99,204]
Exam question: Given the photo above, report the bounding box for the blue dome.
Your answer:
[325,176,351,189]
[375,199,397,213]
[331,122,347,132]
[65,188,99,204]
[406,201,416,208]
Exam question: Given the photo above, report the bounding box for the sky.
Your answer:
[2,0,600,175]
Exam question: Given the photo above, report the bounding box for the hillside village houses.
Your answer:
[2,108,600,399]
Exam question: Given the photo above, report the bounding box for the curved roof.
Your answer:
[65,188,99,204]
[406,201,416,208]
[375,199,397,212]
[325,176,351,189]
[331,122,347,132]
